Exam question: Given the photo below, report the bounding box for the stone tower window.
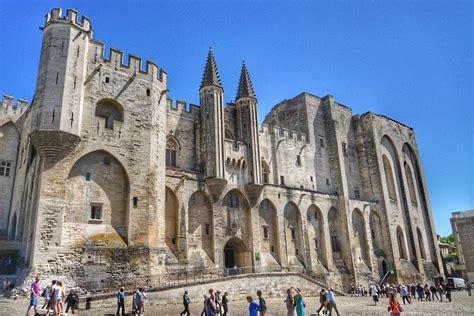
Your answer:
[166,136,180,168]
[263,226,269,239]
[227,192,239,208]
[319,137,325,148]
[296,155,302,166]
[354,187,360,199]
[280,176,285,186]
[95,99,124,130]
[331,234,340,252]
[0,161,12,176]
[90,204,102,221]
[342,142,348,156]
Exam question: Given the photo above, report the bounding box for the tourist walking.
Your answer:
[133,288,145,315]
[222,292,229,316]
[466,282,472,296]
[207,289,217,316]
[416,283,424,301]
[325,288,340,316]
[247,296,259,316]
[285,288,295,316]
[388,292,402,316]
[201,295,208,316]
[437,283,444,302]
[65,289,78,314]
[215,290,223,315]
[316,288,327,315]
[430,284,439,300]
[53,280,65,316]
[371,284,379,306]
[26,276,40,316]
[293,287,305,316]
[424,284,431,301]
[180,290,191,316]
[116,287,125,316]
[257,290,267,316]
[40,283,52,310]
[445,284,452,302]
[401,285,411,305]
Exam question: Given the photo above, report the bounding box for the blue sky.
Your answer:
[0,0,472,236]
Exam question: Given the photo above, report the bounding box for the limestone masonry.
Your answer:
[0,8,444,292]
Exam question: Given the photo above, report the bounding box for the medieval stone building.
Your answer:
[0,8,444,291]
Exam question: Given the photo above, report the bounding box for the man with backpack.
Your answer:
[180,290,190,316]
[116,287,125,316]
[65,289,79,314]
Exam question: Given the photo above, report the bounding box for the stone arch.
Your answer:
[381,135,401,201]
[369,211,383,253]
[352,208,370,265]
[306,205,326,267]
[396,226,408,260]
[222,189,252,250]
[166,135,180,168]
[165,186,179,255]
[328,207,343,258]
[188,190,214,264]
[95,98,124,129]
[416,227,426,260]
[382,155,397,200]
[224,236,250,272]
[258,199,280,266]
[284,201,304,266]
[0,122,21,234]
[65,150,130,242]
[404,162,417,205]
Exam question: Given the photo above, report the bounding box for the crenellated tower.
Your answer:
[235,62,261,185]
[30,8,91,159]
[199,48,226,180]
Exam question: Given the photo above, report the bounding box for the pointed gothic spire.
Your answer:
[200,47,222,90]
[236,61,256,100]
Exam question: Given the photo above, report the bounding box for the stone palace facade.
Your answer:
[0,8,444,291]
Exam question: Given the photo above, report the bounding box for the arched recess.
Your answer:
[95,99,124,129]
[396,226,408,260]
[352,208,370,266]
[284,202,304,266]
[222,189,253,271]
[382,155,397,200]
[306,205,326,266]
[223,236,248,270]
[188,191,214,263]
[404,162,417,205]
[416,227,426,260]
[65,150,130,242]
[0,122,21,234]
[328,207,343,259]
[258,199,280,266]
[165,187,179,255]
[369,211,384,253]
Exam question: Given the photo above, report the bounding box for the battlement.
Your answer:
[166,98,200,119]
[89,41,167,83]
[259,124,307,143]
[0,95,29,122]
[44,8,92,33]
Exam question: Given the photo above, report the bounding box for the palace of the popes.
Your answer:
[0,8,444,293]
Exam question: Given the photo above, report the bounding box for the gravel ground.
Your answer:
[2,291,473,315]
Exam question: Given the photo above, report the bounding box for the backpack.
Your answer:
[41,288,49,298]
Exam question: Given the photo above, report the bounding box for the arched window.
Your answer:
[95,99,124,129]
[166,137,180,168]
[417,228,426,260]
[261,158,270,184]
[404,162,417,205]
[382,155,397,200]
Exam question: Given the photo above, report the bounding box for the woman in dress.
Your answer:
[388,292,402,316]
[293,287,305,316]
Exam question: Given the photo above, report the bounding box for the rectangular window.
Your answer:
[319,137,325,148]
[271,245,274,253]
[342,142,348,156]
[205,224,210,235]
[263,226,269,239]
[0,161,12,177]
[90,205,102,220]
[166,149,178,168]
[296,155,301,166]
[314,238,318,249]
[310,176,314,182]
[146,89,151,96]
[85,172,91,181]
[280,176,285,185]
[295,249,299,256]
[105,117,114,129]
[105,76,110,83]
[331,235,340,251]
[314,211,318,220]
[326,178,330,186]
[291,227,296,240]
[354,187,361,199]
[133,197,139,207]
[227,194,239,208]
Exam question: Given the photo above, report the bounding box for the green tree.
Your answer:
[440,234,454,245]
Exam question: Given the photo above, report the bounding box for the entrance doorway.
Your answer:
[223,237,251,275]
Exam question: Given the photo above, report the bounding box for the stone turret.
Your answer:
[199,48,227,198]
[29,8,91,160]
[236,62,262,203]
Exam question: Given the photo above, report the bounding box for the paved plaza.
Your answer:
[1,291,473,315]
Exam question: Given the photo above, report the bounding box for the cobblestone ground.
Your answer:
[1,292,473,315]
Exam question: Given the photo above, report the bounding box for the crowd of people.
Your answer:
[21,276,471,315]
[25,277,79,316]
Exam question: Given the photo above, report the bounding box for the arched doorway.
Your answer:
[224,237,249,274]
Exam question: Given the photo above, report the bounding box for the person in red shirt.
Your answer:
[388,292,402,315]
